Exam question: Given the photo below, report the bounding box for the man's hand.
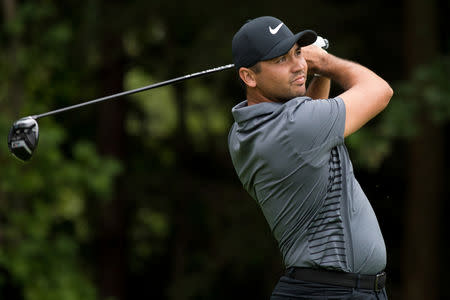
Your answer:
[301,44,329,76]
[303,41,331,99]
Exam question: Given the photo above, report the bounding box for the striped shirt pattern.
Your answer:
[306,147,347,270]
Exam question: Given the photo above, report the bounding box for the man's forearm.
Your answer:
[306,75,331,99]
[308,52,393,137]
[311,53,382,91]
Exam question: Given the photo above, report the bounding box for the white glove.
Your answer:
[313,36,329,50]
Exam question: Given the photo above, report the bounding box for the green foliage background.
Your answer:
[0,0,449,299]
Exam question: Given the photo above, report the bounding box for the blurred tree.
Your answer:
[401,0,443,299]
[93,2,129,300]
[0,1,122,299]
[0,0,449,300]
[2,0,22,116]
[344,1,450,298]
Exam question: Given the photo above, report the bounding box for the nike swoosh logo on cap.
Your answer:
[269,22,283,35]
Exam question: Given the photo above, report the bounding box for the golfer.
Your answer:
[228,16,393,299]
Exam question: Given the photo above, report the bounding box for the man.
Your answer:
[228,16,393,299]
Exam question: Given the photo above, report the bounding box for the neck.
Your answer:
[246,88,273,106]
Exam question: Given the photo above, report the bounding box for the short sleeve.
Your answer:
[285,97,346,163]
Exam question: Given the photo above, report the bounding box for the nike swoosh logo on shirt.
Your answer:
[269,22,283,35]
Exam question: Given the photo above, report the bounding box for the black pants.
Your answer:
[271,276,388,300]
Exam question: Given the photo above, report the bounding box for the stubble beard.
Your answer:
[272,72,307,102]
[272,86,306,103]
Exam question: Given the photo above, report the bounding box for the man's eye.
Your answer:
[276,57,286,63]
[295,50,302,56]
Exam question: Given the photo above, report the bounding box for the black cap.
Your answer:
[232,16,317,69]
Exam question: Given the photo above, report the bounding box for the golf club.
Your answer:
[7,64,234,162]
[7,37,329,162]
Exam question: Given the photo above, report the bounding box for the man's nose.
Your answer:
[291,56,305,73]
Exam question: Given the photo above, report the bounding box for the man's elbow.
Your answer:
[380,82,393,109]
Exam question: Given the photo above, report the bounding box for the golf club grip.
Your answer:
[31,64,235,120]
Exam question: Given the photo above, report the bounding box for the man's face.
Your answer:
[253,44,308,102]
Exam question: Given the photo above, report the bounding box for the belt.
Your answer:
[286,267,386,291]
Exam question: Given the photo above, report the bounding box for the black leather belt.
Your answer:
[286,267,386,291]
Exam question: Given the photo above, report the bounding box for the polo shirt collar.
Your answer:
[231,100,283,124]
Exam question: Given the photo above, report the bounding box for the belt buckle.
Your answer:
[374,272,385,291]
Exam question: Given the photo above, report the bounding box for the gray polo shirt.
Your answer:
[228,97,386,275]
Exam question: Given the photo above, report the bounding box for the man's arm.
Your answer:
[306,75,331,99]
[303,47,393,137]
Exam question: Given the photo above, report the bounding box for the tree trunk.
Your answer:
[167,82,191,299]
[95,34,128,300]
[2,0,22,116]
[401,0,442,299]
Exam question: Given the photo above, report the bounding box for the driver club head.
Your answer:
[7,117,39,162]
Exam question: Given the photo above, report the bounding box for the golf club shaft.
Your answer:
[31,64,235,120]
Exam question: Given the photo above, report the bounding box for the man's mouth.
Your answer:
[291,75,305,85]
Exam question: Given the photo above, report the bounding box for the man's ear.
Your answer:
[239,67,257,88]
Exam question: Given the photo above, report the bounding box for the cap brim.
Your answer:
[261,30,317,61]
